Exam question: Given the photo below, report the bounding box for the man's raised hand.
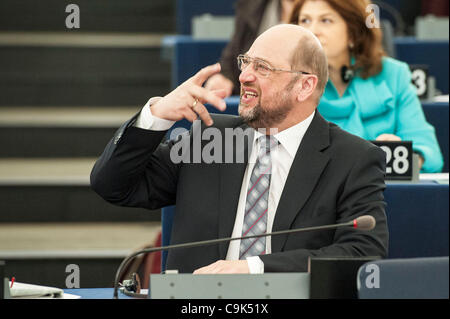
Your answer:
[151,63,227,126]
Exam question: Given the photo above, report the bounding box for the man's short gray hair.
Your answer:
[291,34,329,102]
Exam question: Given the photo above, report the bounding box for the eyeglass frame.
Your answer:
[237,54,314,77]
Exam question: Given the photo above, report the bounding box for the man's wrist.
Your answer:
[134,97,175,131]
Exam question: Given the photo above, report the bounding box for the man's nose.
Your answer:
[239,65,257,84]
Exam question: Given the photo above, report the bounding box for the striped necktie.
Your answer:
[239,135,278,259]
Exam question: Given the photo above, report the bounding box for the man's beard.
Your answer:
[239,86,295,129]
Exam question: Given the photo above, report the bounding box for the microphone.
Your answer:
[112,214,376,298]
[353,215,376,230]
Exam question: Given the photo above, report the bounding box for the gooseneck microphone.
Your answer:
[112,215,376,298]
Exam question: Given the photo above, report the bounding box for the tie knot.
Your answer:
[258,135,278,152]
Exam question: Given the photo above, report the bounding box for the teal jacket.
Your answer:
[318,57,444,173]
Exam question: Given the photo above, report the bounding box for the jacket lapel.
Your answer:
[271,112,331,253]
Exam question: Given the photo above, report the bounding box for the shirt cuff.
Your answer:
[134,97,175,131]
[246,256,264,274]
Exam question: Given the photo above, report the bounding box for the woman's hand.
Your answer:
[376,134,401,141]
[204,73,234,98]
[376,134,425,170]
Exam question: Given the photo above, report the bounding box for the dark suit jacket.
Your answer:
[91,112,389,273]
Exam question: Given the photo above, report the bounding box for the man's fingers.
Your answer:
[193,260,249,274]
[191,63,222,86]
[175,63,228,126]
[182,107,198,124]
[189,85,226,112]
[193,265,210,274]
[191,100,214,126]
[193,261,219,274]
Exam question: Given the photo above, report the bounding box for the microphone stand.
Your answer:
[113,220,354,299]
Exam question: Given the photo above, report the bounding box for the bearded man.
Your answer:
[91,24,388,274]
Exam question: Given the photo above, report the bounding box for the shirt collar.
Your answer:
[253,110,315,158]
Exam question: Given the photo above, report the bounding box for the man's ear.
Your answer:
[295,75,318,102]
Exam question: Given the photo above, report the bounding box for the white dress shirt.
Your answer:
[134,98,315,273]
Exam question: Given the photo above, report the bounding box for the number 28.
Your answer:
[380,146,409,174]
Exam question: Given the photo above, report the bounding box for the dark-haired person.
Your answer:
[290,0,443,172]
[205,0,296,97]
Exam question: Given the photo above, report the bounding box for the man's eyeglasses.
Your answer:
[237,54,312,77]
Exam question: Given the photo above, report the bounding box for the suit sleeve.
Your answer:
[90,114,181,210]
[260,146,389,272]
